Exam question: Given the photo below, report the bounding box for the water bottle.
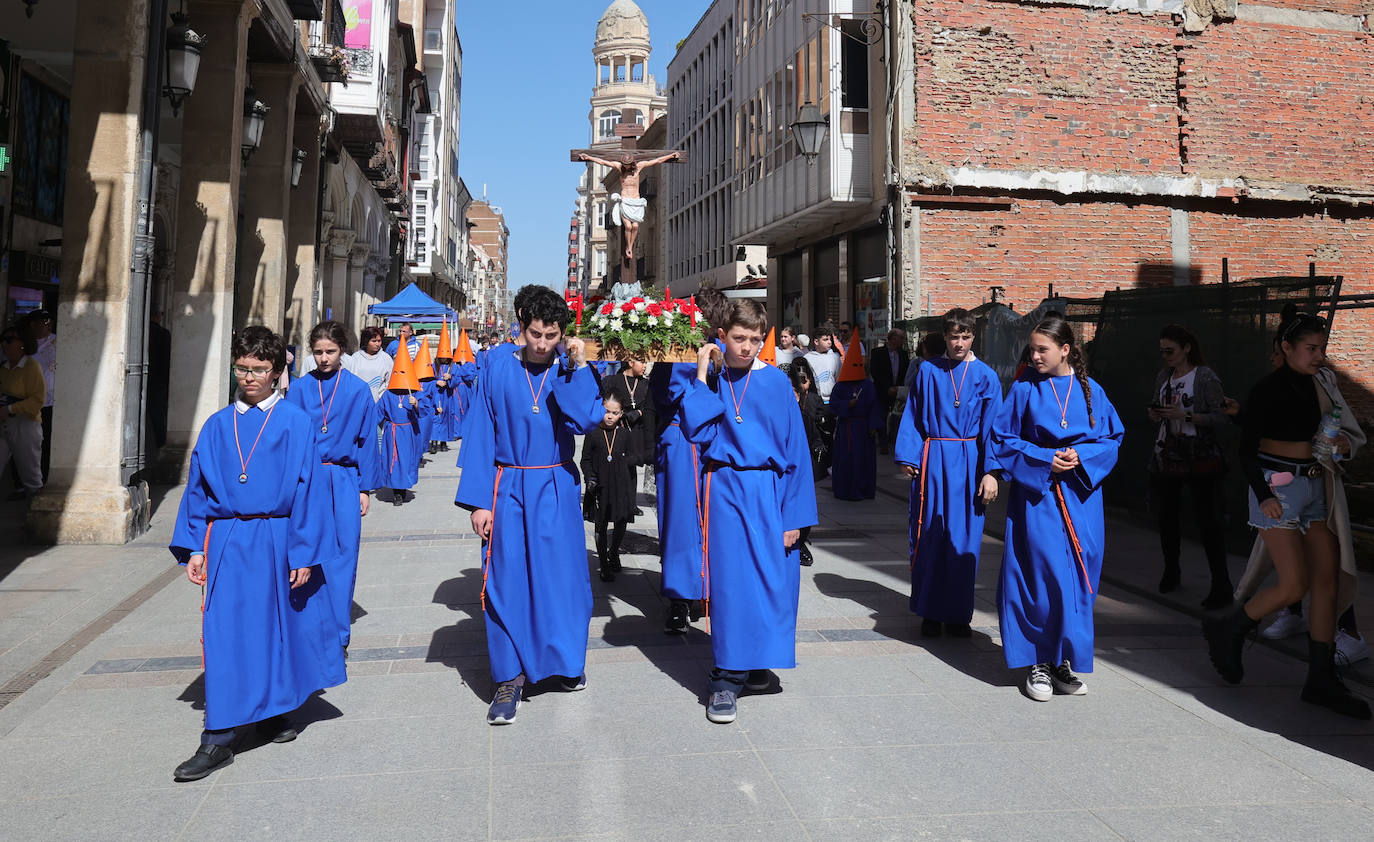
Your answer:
[1313,406,1343,467]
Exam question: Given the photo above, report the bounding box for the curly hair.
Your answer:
[516,284,571,330]
[232,326,287,373]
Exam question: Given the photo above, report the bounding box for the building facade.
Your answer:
[466,198,509,329]
[574,0,667,296]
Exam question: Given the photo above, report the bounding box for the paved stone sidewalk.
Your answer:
[0,448,1371,841]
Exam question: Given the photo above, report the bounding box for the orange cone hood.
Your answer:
[837,334,867,382]
[386,345,422,394]
[454,328,476,364]
[413,335,437,381]
[759,328,776,365]
[436,318,453,362]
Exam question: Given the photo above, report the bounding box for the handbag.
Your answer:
[1156,431,1226,476]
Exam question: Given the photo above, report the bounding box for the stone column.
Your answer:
[30,0,153,542]
[234,66,300,333]
[348,243,372,330]
[324,228,356,322]
[155,0,256,483]
[285,115,323,354]
[801,246,815,332]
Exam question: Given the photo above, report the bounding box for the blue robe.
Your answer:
[376,390,424,490]
[680,360,818,671]
[649,363,706,601]
[432,362,459,441]
[285,369,379,648]
[454,348,604,683]
[170,396,345,730]
[418,380,440,446]
[992,373,1124,671]
[451,362,478,439]
[828,378,883,501]
[896,357,1004,623]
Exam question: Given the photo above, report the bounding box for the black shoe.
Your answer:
[1302,641,1373,720]
[1202,606,1257,684]
[665,599,690,634]
[945,622,973,638]
[392,489,404,506]
[598,554,615,582]
[799,545,814,567]
[920,619,942,638]
[6,489,28,502]
[257,715,298,743]
[173,744,233,782]
[439,442,450,452]
[1158,565,1181,594]
[1201,588,1234,610]
[608,550,623,572]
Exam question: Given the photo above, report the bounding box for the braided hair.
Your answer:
[1032,315,1094,428]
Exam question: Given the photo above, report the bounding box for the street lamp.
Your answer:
[790,103,828,163]
[241,89,269,163]
[291,148,308,187]
[163,11,206,117]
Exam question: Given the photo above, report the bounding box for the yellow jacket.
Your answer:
[0,356,46,422]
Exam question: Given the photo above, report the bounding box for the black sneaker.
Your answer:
[665,600,690,634]
[559,674,587,692]
[1050,660,1086,695]
[744,669,775,692]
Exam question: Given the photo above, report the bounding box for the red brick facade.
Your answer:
[904,1,1374,421]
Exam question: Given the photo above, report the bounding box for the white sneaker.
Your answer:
[1335,630,1369,667]
[1262,611,1307,640]
[1023,664,1053,702]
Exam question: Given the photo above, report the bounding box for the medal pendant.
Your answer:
[606,455,613,463]
[954,400,961,408]
[1060,420,1069,429]
[735,414,743,423]
[321,424,328,434]
[238,473,248,484]
[532,404,540,414]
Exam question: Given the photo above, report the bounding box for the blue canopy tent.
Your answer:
[367,283,458,328]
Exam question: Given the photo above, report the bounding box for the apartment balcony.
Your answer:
[286,0,324,20]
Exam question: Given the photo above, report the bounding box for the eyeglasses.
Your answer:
[232,366,276,379]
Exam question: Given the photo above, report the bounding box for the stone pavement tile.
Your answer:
[1150,684,1374,738]
[353,580,464,610]
[754,654,924,697]
[84,657,149,674]
[947,685,1217,744]
[1097,646,1303,691]
[346,633,404,649]
[68,668,204,691]
[0,788,206,842]
[349,602,469,636]
[886,649,1022,694]
[4,684,200,739]
[1092,803,1374,842]
[740,692,993,750]
[1226,732,1374,805]
[758,743,1079,819]
[184,769,489,842]
[1012,735,1333,809]
[313,672,470,722]
[489,752,794,839]
[614,820,810,842]
[214,713,488,783]
[803,810,1125,842]
[0,728,195,801]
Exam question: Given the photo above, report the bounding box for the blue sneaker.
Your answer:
[487,681,522,725]
[706,690,737,724]
[559,674,587,692]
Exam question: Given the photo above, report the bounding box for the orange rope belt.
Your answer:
[480,461,572,611]
[199,514,284,668]
[1053,480,1094,595]
[910,437,976,570]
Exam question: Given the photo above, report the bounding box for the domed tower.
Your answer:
[576,0,667,293]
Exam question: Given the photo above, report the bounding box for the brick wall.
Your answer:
[909,1,1179,174]
[1256,1,1374,14]
[1183,21,1374,187]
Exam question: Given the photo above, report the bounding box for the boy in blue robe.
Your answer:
[828,339,884,501]
[170,326,346,781]
[896,309,1004,638]
[991,316,1123,702]
[679,300,818,724]
[286,321,380,650]
[455,286,604,724]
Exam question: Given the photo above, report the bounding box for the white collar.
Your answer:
[1,354,30,370]
[234,389,282,414]
[945,351,978,364]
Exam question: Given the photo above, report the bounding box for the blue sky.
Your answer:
[456,0,712,293]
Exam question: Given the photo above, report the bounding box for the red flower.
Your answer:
[599,303,614,315]
[630,296,645,304]
[647,303,663,317]
[621,302,635,313]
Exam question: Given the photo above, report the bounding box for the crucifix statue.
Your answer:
[572,122,686,294]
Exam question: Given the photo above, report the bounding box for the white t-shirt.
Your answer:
[775,347,801,369]
[1157,368,1198,444]
[347,351,395,402]
[804,350,842,403]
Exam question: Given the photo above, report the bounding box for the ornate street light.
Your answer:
[241,89,269,163]
[163,11,206,117]
[291,148,308,187]
[789,103,828,162]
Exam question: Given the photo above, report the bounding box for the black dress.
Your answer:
[602,368,656,467]
[581,424,640,523]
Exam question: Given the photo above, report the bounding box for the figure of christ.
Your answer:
[576,149,683,277]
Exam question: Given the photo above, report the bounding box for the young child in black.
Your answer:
[582,394,640,582]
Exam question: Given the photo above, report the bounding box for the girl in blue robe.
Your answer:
[828,376,883,500]
[170,327,345,781]
[679,301,817,724]
[432,360,457,443]
[455,290,604,724]
[285,321,380,650]
[377,387,423,502]
[649,363,708,631]
[992,316,1123,701]
[897,311,1004,637]
[451,360,478,439]
[418,377,441,456]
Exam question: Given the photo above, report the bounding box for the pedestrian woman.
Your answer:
[1203,307,1368,719]
[993,316,1124,702]
[1148,324,1231,607]
[775,326,802,371]
[789,359,827,565]
[285,321,379,651]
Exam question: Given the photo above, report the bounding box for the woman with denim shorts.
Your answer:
[1202,307,1368,719]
